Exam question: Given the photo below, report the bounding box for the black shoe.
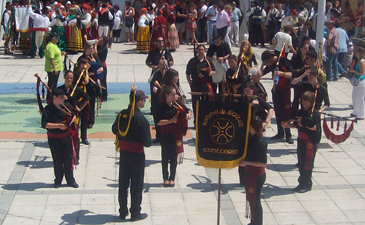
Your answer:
[293,185,311,193]
[119,213,128,220]
[286,137,294,144]
[67,182,79,188]
[81,139,90,145]
[87,124,93,129]
[271,134,284,139]
[294,163,298,167]
[131,213,148,222]
[54,183,61,188]
[76,159,80,165]
[153,139,160,143]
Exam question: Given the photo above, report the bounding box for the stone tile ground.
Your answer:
[0,43,364,224]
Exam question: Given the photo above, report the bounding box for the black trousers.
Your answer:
[238,166,247,186]
[217,26,228,40]
[272,88,291,137]
[47,71,60,101]
[246,173,265,225]
[161,133,177,181]
[101,66,108,100]
[87,87,96,126]
[249,22,264,46]
[118,150,145,217]
[291,87,301,119]
[80,105,89,140]
[48,137,75,185]
[151,90,161,140]
[297,139,317,188]
[197,19,207,43]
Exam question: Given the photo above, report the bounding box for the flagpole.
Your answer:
[217,168,221,225]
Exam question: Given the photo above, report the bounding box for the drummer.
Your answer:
[206,35,231,93]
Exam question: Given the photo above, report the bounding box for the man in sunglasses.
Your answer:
[145,37,174,73]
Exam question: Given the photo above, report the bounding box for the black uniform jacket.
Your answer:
[41,103,75,135]
[112,107,153,147]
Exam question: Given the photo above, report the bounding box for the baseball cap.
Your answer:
[134,90,148,101]
[52,88,67,97]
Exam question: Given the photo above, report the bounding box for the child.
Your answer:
[282,91,321,193]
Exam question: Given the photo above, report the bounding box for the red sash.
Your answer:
[119,140,144,153]
[245,165,265,221]
[274,66,289,90]
[298,131,315,170]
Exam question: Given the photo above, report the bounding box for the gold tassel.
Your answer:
[115,85,137,151]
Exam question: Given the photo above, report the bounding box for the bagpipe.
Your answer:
[154,80,188,136]
[64,53,106,115]
[282,86,356,144]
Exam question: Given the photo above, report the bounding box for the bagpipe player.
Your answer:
[112,87,152,221]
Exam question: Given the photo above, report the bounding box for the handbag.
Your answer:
[125,9,134,27]
[351,75,361,86]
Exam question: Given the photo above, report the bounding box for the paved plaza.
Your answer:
[0,43,365,225]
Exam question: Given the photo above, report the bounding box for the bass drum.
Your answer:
[212,59,228,83]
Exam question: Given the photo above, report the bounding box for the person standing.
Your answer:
[98,2,114,39]
[28,5,50,58]
[112,5,123,43]
[41,88,79,189]
[49,5,67,51]
[96,36,109,102]
[45,32,63,103]
[150,10,168,49]
[347,46,365,120]
[186,44,215,123]
[137,8,150,53]
[282,91,321,193]
[205,1,218,45]
[166,5,179,51]
[249,1,266,47]
[335,21,349,75]
[2,2,14,54]
[239,116,267,225]
[196,0,207,43]
[229,1,242,47]
[175,0,187,45]
[215,4,230,46]
[112,88,152,221]
[325,20,339,81]
[58,71,91,165]
[157,85,192,187]
[265,2,278,45]
[261,50,294,144]
[185,2,197,45]
[206,35,231,93]
[272,25,297,58]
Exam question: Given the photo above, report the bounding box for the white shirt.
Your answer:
[28,7,50,29]
[138,14,148,27]
[199,5,207,20]
[265,8,278,25]
[273,32,292,52]
[113,10,123,30]
[81,13,92,26]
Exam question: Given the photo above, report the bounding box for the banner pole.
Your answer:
[217,168,221,225]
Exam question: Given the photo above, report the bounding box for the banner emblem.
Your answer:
[211,118,235,144]
[196,99,251,168]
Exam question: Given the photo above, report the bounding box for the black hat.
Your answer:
[147,4,153,10]
[52,88,67,97]
[134,90,148,101]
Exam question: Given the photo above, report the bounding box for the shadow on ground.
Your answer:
[61,210,122,224]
